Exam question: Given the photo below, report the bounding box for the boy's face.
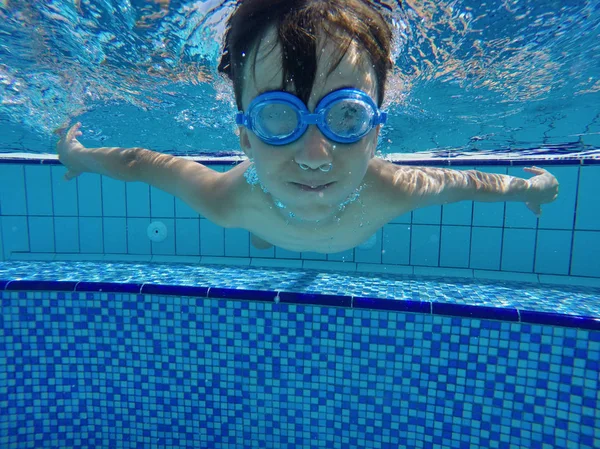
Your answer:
[239,27,381,222]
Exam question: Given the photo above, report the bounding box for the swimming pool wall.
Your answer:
[1,280,599,448]
[1,152,599,448]
[1,154,599,286]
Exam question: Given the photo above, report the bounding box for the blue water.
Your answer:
[1,1,600,447]
[0,0,599,154]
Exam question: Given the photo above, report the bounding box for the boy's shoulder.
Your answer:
[365,158,420,216]
[366,157,405,196]
[215,160,272,225]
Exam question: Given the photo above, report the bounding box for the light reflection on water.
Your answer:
[0,0,598,154]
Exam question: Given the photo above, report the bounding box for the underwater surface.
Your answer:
[0,0,599,155]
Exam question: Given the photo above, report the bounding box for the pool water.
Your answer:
[1,0,600,447]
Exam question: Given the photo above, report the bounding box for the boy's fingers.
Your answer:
[64,170,79,181]
[523,166,544,175]
[526,202,541,217]
[67,123,82,140]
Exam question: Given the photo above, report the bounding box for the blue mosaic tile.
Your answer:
[0,276,590,449]
[1,261,600,328]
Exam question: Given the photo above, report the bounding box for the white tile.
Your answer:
[575,167,600,231]
[414,267,474,279]
[537,166,578,230]
[101,177,126,217]
[176,219,200,256]
[103,217,127,254]
[538,275,600,288]
[0,164,26,215]
[200,256,251,266]
[473,270,539,283]
[10,252,56,261]
[200,220,224,256]
[52,166,78,216]
[29,217,55,253]
[303,260,357,272]
[225,228,250,257]
[410,225,440,267]
[356,264,413,275]
[25,166,53,216]
[54,254,105,261]
[151,255,201,264]
[250,258,303,268]
[126,182,150,217]
[571,231,600,277]
[1,216,29,259]
[150,186,175,218]
[77,174,102,217]
[382,224,410,265]
[103,254,152,262]
[55,217,79,253]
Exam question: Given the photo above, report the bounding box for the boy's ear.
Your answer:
[239,128,253,157]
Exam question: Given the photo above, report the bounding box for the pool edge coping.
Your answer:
[1,150,600,167]
[1,277,599,331]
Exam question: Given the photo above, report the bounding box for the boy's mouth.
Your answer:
[290,181,336,192]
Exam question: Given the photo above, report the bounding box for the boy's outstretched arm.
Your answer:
[385,165,559,216]
[57,123,235,226]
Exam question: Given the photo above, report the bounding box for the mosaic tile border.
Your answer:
[1,261,599,331]
[1,147,600,167]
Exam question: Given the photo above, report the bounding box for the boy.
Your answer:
[57,0,558,254]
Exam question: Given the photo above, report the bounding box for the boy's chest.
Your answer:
[241,193,393,254]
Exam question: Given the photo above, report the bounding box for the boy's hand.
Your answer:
[523,166,559,216]
[56,122,86,181]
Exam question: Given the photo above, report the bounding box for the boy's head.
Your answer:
[218,0,394,222]
[218,0,393,110]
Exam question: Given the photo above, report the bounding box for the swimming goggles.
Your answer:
[236,88,387,146]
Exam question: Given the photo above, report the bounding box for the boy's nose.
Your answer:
[293,125,334,170]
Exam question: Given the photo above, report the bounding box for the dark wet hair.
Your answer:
[218,0,393,110]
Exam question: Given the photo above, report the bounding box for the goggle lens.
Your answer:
[253,102,299,140]
[324,99,373,140]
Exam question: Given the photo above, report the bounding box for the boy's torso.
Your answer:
[221,159,405,253]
